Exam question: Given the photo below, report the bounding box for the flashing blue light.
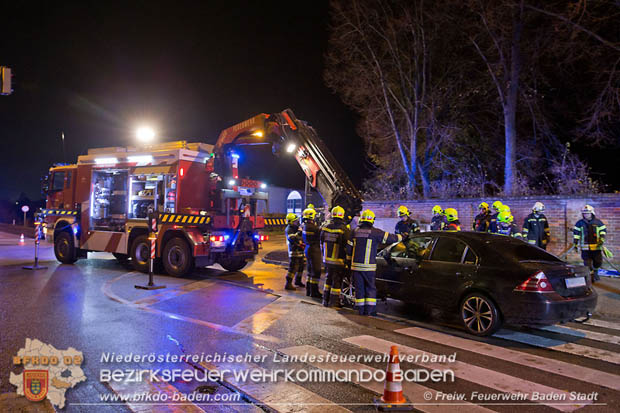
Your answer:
[254,234,260,240]
[224,235,230,241]
[72,225,79,235]
[231,153,240,159]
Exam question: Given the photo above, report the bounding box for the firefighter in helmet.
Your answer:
[497,211,522,239]
[320,206,351,307]
[395,206,420,237]
[430,205,447,231]
[488,201,503,233]
[522,202,550,249]
[302,208,323,298]
[284,213,305,290]
[473,202,491,232]
[346,209,401,315]
[573,205,607,282]
[444,208,461,231]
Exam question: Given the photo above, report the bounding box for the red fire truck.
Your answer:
[42,109,362,277]
[42,140,267,276]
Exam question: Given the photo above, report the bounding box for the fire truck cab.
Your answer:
[42,140,267,276]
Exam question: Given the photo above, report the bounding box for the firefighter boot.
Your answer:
[285,277,296,291]
[310,282,323,299]
[322,290,331,307]
[294,273,305,287]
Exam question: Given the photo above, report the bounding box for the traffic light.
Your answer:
[1,66,13,95]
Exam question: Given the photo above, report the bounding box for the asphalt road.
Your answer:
[1,231,620,413]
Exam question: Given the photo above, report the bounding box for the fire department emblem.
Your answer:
[23,370,48,402]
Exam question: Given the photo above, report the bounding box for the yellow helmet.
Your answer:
[492,201,503,211]
[397,205,410,217]
[533,202,545,213]
[331,206,345,219]
[286,213,298,224]
[302,208,316,220]
[432,205,442,215]
[478,202,489,210]
[444,208,458,222]
[307,203,315,210]
[359,209,376,224]
[497,211,513,223]
[498,204,511,213]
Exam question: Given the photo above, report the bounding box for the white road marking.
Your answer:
[539,324,620,346]
[344,335,588,412]
[582,318,620,332]
[233,296,299,335]
[494,329,620,365]
[396,326,620,392]
[280,345,493,413]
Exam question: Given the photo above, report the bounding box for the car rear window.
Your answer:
[486,239,562,263]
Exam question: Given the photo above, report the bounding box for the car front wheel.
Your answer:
[460,293,501,336]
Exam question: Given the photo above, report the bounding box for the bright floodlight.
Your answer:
[136,126,155,143]
[228,179,236,186]
[286,143,296,153]
[260,183,267,189]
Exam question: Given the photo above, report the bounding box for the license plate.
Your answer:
[565,277,586,288]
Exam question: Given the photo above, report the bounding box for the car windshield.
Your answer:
[384,236,434,259]
[487,239,562,263]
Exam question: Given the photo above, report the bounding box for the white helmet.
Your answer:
[581,204,595,215]
[532,202,545,213]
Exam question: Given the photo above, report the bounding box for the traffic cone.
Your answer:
[18,234,25,245]
[374,345,413,411]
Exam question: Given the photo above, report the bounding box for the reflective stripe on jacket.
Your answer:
[320,219,350,267]
[574,217,606,251]
[522,213,550,245]
[346,224,401,272]
[286,224,304,258]
[302,220,321,253]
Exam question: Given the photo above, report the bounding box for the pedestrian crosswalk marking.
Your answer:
[582,318,620,332]
[233,296,299,335]
[396,326,620,392]
[280,345,493,413]
[344,335,588,412]
[200,349,351,413]
[539,324,620,346]
[494,329,620,365]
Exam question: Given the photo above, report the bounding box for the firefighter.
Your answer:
[285,213,305,290]
[573,205,607,282]
[488,201,503,233]
[522,202,550,249]
[430,205,447,231]
[320,206,351,307]
[395,206,420,237]
[346,209,401,315]
[473,202,491,232]
[302,208,323,298]
[444,208,461,231]
[497,211,522,239]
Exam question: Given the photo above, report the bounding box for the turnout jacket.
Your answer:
[346,223,401,272]
[285,223,304,258]
[302,220,322,253]
[522,213,550,246]
[395,217,420,236]
[445,220,461,231]
[320,219,351,268]
[573,217,606,251]
[473,212,491,232]
[489,213,499,233]
[430,214,447,231]
[497,222,522,238]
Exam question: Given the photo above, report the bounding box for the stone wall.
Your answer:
[365,194,620,262]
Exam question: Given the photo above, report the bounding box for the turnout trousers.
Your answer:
[581,250,603,281]
[287,256,304,282]
[323,266,345,307]
[352,270,377,315]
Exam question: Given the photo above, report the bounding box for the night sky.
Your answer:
[0,1,363,200]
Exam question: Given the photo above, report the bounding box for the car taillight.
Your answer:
[209,235,225,242]
[514,271,554,293]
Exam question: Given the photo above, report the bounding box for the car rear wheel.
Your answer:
[460,293,501,336]
[218,257,248,272]
[54,231,77,264]
[130,235,150,273]
[163,237,194,277]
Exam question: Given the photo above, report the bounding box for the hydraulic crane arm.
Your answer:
[215,109,363,219]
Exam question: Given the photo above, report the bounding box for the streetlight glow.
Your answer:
[286,143,296,153]
[136,126,155,143]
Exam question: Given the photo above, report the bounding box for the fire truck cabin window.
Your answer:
[51,171,65,192]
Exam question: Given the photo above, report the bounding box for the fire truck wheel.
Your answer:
[54,231,77,264]
[130,235,150,273]
[218,257,248,272]
[162,237,194,277]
